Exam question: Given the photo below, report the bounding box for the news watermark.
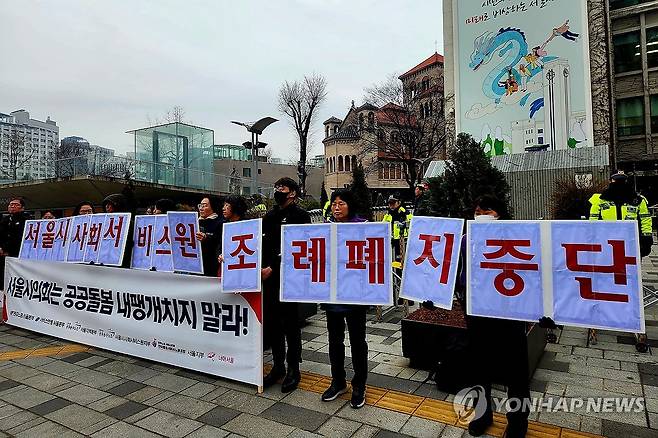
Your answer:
[453,386,645,424]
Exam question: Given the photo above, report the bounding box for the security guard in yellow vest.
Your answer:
[588,170,653,348]
[383,195,411,262]
[322,200,332,222]
[589,171,653,257]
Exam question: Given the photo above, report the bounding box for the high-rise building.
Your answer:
[0,109,59,180]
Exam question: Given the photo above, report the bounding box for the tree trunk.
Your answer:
[299,136,308,197]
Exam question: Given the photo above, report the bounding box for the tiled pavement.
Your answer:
[0,248,655,437]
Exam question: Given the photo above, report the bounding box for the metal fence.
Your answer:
[48,155,275,196]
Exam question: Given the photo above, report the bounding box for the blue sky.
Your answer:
[0,0,443,161]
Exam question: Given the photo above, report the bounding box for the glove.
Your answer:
[538,317,557,329]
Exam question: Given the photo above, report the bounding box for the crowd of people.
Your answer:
[0,169,653,438]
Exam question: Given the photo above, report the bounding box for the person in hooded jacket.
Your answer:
[0,198,31,285]
[261,177,311,393]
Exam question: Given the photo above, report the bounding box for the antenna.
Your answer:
[434,39,438,53]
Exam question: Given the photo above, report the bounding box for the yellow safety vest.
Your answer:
[589,193,652,236]
[322,201,332,221]
[382,207,411,240]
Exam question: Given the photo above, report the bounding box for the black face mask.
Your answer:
[274,191,290,206]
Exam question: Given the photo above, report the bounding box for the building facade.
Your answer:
[0,109,59,180]
[323,53,445,198]
[442,0,658,201]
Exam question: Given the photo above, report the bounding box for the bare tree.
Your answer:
[164,105,186,124]
[53,138,90,177]
[0,130,35,181]
[278,73,327,196]
[361,73,446,192]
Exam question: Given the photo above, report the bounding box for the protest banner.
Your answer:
[4,258,263,388]
[98,213,131,266]
[132,215,156,271]
[65,215,91,263]
[52,218,72,262]
[399,217,464,308]
[467,220,545,322]
[280,223,392,305]
[551,221,645,333]
[19,220,42,261]
[280,224,331,303]
[221,219,262,293]
[168,212,203,274]
[153,214,174,272]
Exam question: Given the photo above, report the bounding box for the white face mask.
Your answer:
[474,214,498,222]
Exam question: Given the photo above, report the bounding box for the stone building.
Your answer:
[442,0,658,200]
[323,53,445,199]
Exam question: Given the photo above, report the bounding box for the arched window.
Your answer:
[358,114,364,130]
[338,155,344,172]
[332,157,335,173]
[409,82,416,98]
[383,163,390,180]
[396,164,402,180]
[352,156,357,170]
[333,126,339,134]
[367,112,375,129]
[325,126,330,138]
[391,131,398,143]
[345,155,351,172]
[378,162,384,179]
[326,159,329,169]
[377,129,385,142]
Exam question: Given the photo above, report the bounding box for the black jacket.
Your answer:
[262,203,311,275]
[0,212,30,257]
[199,215,223,276]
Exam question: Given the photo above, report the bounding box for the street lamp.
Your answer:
[230,117,278,195]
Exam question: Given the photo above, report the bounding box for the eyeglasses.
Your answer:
[8,202,22,207]
[198,203,209,209]
[331,201,347,208]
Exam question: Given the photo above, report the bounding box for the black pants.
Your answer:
[326,307,368,389]
[466,316,530,424]
[264,275,301,370]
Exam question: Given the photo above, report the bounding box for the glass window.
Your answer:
[242,167,251,178]
[647,27,658,68]
[613,31,641,73]
[617,97,645,136]
[650,95,658,133]
[610,0,651,10]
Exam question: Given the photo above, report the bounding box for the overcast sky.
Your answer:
[0,0,443,161]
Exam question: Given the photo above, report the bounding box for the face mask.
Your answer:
[274,191,289,205]
[474,214,498,221]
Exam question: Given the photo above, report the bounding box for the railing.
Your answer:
[46,155,275,196]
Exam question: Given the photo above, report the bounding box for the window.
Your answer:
[358,114,364,130]
[377,129,385,142]
[378,162,383,179]
[650,95,658,133]
[538,137,544,144]
[647,27,658,68]
[610,0,653,10]
[617,97,645,136]
[383,163,390,179]
[243,167,251,178]
[352,156,357,170]
[613,31,641,73]
[325,126,330,137]
[367,112,375,129]
[338,155,344,172]
[345,156,351,172]
[258,168,262,175]
[333,126,339,134]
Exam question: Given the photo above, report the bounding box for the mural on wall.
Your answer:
[453,0,594,157]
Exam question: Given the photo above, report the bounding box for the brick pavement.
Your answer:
[0,249,654,437]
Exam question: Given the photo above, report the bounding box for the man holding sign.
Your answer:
[262,177,311,393]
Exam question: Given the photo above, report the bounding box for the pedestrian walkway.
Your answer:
[0,249,654,437]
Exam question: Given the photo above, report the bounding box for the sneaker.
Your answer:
[350,386,366,409]
[321,381,348,402]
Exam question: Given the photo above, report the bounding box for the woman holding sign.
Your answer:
[321,189,369,409]
[458,195,530,438]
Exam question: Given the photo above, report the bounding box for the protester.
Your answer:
[262,177,311,393]
[154,198,176,215]
[73,201,94,216]
[223,195,248,222]
[0,198,31,284]
[216,195,248,267]
[145,205,155,215]
[42,210,56,219]
[102,193,134,268]
[456,194,530,438]
[320,189,368,409]
[196,196,223,277]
